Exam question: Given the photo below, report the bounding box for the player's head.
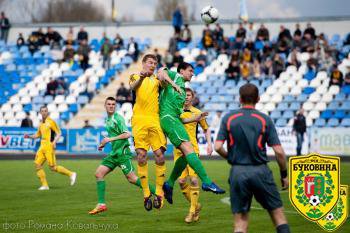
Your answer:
[177,62,194,81]
[185,88,194,106]
[39,105,49,119]
[142,54,158,75]
[239,83,260,105]
[105,97,116,115]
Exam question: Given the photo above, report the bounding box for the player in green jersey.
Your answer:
[89,97,156,214]
[157,62,225,205]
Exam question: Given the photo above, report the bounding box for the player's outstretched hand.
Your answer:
[200,112,209,119]
[281,177,289,190]
[172,84,182,93]
[98,144,104,151]
[24,134,29,139]
[207,145,213,156]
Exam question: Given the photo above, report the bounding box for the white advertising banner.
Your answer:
[310,128,350,156]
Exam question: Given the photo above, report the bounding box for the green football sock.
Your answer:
[135,178,156,195]
[167,156,188,187]
[186,153,212,184]
[97,180,106,204]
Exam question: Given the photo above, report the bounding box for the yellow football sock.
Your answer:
[155,164,166,196]
[190,185,200,213]
[36,168,48,187]
[55,166,73,177]
[138,163,150,197]
[180,183,191,202]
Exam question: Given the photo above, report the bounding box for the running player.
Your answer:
[129,54,180,210]
[24,106,76,190]
[158,62,225,205]
[89,97,156,215]
[174,88,213,223]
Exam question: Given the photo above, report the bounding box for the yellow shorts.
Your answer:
[173,145,200,179]
[34,144,56,167]
[131,115,166,152]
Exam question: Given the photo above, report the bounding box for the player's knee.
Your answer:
[95,171,104,180]
[137,152,147,165]
[190,177,198,186]
[49,166,56,172]
[35,164,42,170]
[127,175,136,184]
[178,178,186,186]
[154,155,165,165]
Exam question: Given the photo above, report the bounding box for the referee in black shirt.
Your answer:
[215,83,290,233]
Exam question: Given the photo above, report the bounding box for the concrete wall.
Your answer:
[8,18,350,48]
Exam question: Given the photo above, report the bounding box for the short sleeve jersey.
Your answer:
[105,112,130,156]
[159,69,186,117]
[216,106,280,165]
[36,117,60,145]
[129,74,160,117]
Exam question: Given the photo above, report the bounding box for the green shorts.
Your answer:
[160,114,190,148]
[101,148,134,175]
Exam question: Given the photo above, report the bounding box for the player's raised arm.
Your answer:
[24,128,41,139]
[157,68,182,93]
[182,112,208,124]
[129,73,145,91]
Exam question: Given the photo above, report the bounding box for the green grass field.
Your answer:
[0,159,349,233]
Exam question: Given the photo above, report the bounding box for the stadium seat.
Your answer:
[340,101,350,111]
[271,111,281,119]
[334,110,346,119]
[340,118,350,127]
[275,118,287,127]
[303,87,316,95]
[314,118,326,127]
[321,110,333,119]
[327,118,339,127]
[315,102,327,111]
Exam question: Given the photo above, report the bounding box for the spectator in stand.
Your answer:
[0,12,10,43]
[65,26,74,45]
[320,51,335,72]
[180,24,192,43]
[77,26,88,44]
[202,26,214,49]
[213,23,224,47]
[56,77,67,95]
[262,58,274,76]
[344,70,350,86]
[32,27,45,46]
[272,53,285,78]
[63,43,75,63]
[77,39,90,70]
[294,23,302,37]
[116,82,130,105]
[45,78,58,96]
[28,34,40,55]
[16,33,25,48]
[154,48,163,68]
[225,59,240,83]
[293,108,306,156]
[164,50,173,68]
[236,22,246,39]
[277,38,290,57]
[278,25,292,42]
[301,33,315,52]
[287,48,301,68]
[246,22,256,42]
[292,29,303,49]
[172,7,183,34]
[252,59,262,79]
[220,36,231,54]
[329,65,344,87]
[172,50,184,67]
[242,48,252,62]
[45,27,62,49]
[303,22,316,39]
[101,38,113,69]
[113,33,124,51]
[256,23,269,41]
[86,78,96,99]
[211,111,222,130]
[231,50,240,62]
[83,120,93,128]
[127,37,139,62]
[195,50,207,67]
[240,60,252,80]
[168,32,179,55]
[21,112,33,128]
[192,91,201,108]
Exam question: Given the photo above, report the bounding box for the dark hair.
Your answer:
[239,83,259,104]
[105,96,116,103]
[40,105,48,111]
[185,87,194,97]
[142,54,158,63]
[177,62,193,73]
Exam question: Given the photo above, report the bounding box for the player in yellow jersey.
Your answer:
[173,88,213,223]
[129,54,180,211]
[24,106,76,190]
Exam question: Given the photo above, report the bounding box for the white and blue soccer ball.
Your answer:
[201,6,219,24]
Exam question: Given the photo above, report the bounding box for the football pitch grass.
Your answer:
[0,159,349,233]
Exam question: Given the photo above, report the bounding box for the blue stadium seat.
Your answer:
[321,110,333,119]
[304,70,316,81]
[44,95,53,104]
[283,95,295,103]
[77,96,89,104]
[340,118,350,127]
[334,110,346,119]
[334,93,346,101]
[314,118,326,127]
[296,94,308,102]
[282,110,294,119]
[271,111,281,119]
[225,80,236,87]
[327,101,340,111]
[340,101,350,111]
[275,119,287,127]
[341,86,350,95]
[276,102,288,111]
[228,102,239,110]
[327,118,339,127]
[33,96,44,104]
[303,87,316,95]
[69,104,79,113]
[60,112,70,121]
[290,102,301,111]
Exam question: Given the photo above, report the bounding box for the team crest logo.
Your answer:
[289,153,340,221]
[317,185,348,232]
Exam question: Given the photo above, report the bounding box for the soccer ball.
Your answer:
[200,6,219,24]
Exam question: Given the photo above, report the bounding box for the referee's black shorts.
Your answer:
[229,164,283,214]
